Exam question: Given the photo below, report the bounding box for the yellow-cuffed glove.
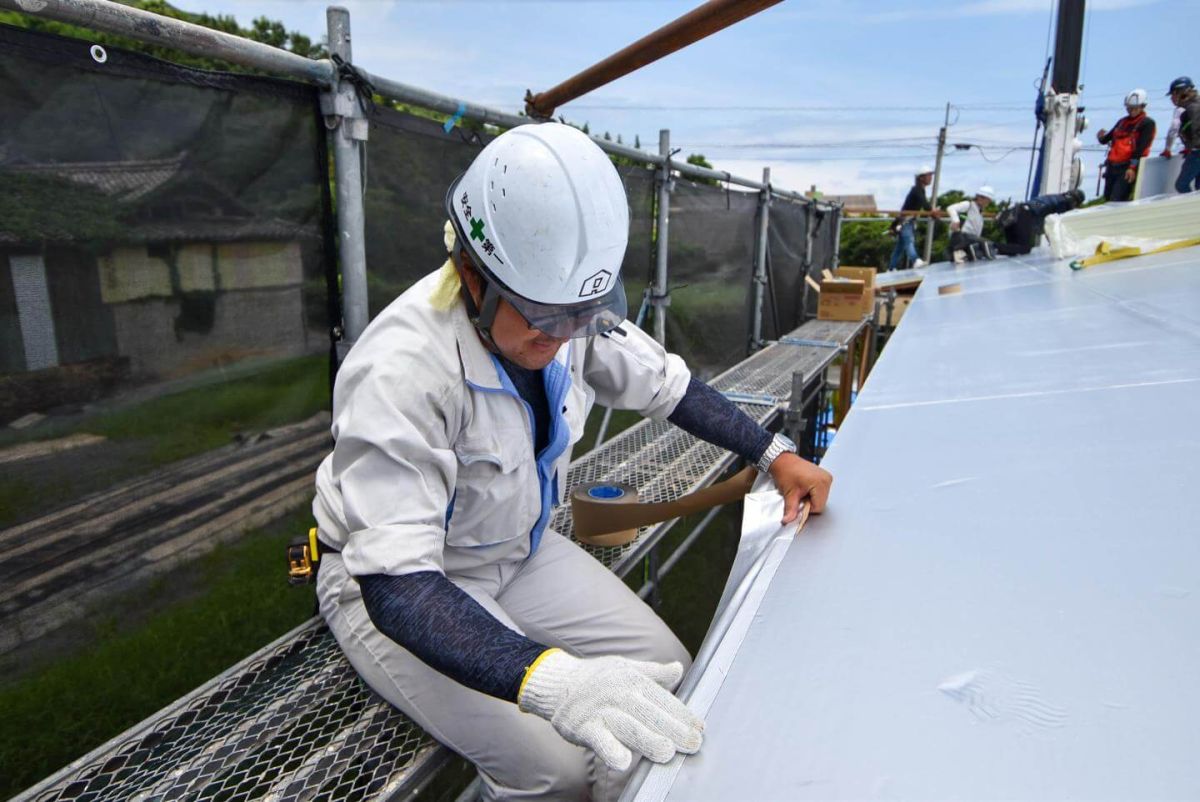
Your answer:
[517,649,704,770]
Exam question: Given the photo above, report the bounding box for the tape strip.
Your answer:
[443,102,466,133]
[571,467,757,541]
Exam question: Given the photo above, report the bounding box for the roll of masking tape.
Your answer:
[571,482,640,546]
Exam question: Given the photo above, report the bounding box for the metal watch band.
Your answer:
[756,433,796,473]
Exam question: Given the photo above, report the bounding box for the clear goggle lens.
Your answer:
[491,278,627,339]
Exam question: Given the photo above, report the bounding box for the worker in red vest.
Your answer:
[1096,89,1157,202]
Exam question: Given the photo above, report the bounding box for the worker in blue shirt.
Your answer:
[889,165,935,270]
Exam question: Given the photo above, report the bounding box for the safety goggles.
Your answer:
[495,278,627,339]
[462,246,627,339]
[447,212,627,340]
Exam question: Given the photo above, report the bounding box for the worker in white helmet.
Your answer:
[946,185,995,238]
[312,122,833,801]
[945,185,997,263]
[888,164,936,270]
[1096,89,1157,201]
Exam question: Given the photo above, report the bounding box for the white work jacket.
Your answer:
[313,268,691,578]
[946,199,984,238]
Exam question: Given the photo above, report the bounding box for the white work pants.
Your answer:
[317,530,691,801]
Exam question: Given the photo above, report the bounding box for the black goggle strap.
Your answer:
[453,249,501,352]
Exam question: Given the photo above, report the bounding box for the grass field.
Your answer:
[0,378,746,799]
[0,354,330,529]
[0,507,317,799]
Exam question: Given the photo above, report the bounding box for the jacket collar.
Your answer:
[452,298,503,389]
[450,298,570,389]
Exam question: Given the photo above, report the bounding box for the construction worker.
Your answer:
[995,189,1085,256]
[1096,89,1156,202]
[1160,104,1184,159]
[1167,76,1200,194]
[946,185,994,239]
[312,122,833,801]
[888,165,935,271]
[945,185,995,262]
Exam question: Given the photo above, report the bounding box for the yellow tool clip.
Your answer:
[287,527,322,585]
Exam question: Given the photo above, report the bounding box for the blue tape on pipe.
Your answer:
[443,102,466,133]
[587,485,626,500]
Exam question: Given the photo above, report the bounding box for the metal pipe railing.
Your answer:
[0,0,335,85]
[0,0,838,211]
[525,0,782,119]
[365,71,529,131]
[362,69,815,199]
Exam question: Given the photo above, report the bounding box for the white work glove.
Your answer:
[517,648,704,770]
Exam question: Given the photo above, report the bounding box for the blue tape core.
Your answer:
[587,485,625,500]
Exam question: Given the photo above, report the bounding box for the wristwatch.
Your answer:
[756,433,797,473]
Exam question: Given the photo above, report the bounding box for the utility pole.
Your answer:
[923,102,950,263]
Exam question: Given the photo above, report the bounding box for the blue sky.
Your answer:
[198,0,1192,208]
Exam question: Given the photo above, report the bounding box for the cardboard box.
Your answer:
[834,267,877,316]
[817,266,877,321]
[817,277,867,321]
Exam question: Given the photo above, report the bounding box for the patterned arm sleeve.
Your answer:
[667,377,774,465]
[359,571,548,702]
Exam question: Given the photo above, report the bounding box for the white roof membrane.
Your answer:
[630,247,1200,801]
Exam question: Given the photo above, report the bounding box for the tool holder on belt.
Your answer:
[287,528,323,585]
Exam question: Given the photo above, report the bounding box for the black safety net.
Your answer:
[0,15,853,802]
[663,179,758,379]
[362,108,491,317]
[362,113,658,330]
[801,204,841,319]
[763,197,809,341]
[617,163,657,325]
[0,24,333,656]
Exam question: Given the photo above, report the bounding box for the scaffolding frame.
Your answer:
[0,0,840,346]
[0,3,862,799]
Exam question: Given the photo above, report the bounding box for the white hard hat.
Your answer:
[1125,88,1148,107]
[917,164,934,176]
[447,122,629,339]
[975,185,995,201]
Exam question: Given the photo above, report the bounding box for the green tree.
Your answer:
[838,188,1014,269]
[684,153,719,186]
[838,220,893,270]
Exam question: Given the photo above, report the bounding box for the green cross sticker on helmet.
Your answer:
[446,122,630,340]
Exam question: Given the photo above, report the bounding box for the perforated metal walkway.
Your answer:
[14,317,868,802]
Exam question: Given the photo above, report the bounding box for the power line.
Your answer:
[565,103,1036,112]
[680,138,1108,151]
[682,138,937,148]
[563,96,1129,113]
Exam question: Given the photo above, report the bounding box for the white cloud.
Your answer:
[713,158,919,210]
